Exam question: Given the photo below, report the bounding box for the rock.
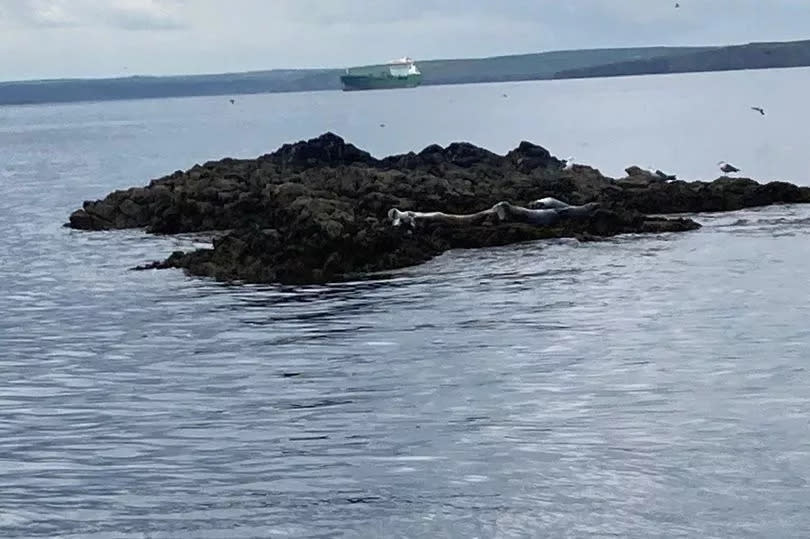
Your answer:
[118,198,148,225]
[267,132,375,170]
[442,142,501,168]
[68,209,93,229]
[507,141,560,172]
[68,132,810,285]
[84,199,117,225]
[640,216,701,234]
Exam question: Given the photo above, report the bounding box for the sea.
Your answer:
[1,67,810,538]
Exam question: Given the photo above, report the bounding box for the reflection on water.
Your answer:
[2,203,809,537]
[2,72,810,537]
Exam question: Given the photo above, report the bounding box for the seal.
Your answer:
[389,200,600,229]
[528,197,572,210]
[527,198,600,219]
[388,207,496,228]
[493,201,562,226]
[556,202,600,220]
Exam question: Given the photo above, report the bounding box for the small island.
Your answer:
[68,133,810,285]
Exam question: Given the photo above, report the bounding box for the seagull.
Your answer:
[718,161,740,174]
[563,156,575,170]
[750,106,765,115]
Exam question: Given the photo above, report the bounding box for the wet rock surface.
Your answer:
[68,132,810,284]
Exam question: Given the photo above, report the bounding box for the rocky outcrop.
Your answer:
[68,132,810,284]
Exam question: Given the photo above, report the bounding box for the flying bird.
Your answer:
[229,98,235,104]
[718,161,740,174]
[675,2,680,7]
[750,106,765,115]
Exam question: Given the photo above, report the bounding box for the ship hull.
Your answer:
[340,74,422,91]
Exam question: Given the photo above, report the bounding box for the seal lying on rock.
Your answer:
[494,201,600,226]
[557,202,601,219]
[387,207,497,228]
[493,202,562,226]
[528,197,575,210]
[389,199,600,229]
[527,197,602,216]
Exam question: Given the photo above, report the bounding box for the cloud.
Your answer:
[102,0,185,30]
[0,0,77,27]
[0,0,184,30]
[1,0,810,80]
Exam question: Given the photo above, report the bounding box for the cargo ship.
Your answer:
[340,57,422,91]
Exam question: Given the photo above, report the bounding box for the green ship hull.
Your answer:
[340,73,422,91]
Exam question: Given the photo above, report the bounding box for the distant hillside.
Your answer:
[0,46,717,106]
[0,46,711,106]
[0,69,342,106]
[416,46,714,85]
[554,39,810,79]
[1,39,809,106]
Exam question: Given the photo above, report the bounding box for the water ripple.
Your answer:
[3,79,810,537]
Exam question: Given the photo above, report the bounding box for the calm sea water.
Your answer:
[2,68,810,538]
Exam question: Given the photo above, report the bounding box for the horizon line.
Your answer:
[2,37,804,85]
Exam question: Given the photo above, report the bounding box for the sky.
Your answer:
[1,0,809,81]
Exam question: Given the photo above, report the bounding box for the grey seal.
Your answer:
[389,200,600,230]
[493,202,562,226]
[528,197,573,210]
[388,207,496,228]
[527,198,600,219]
[557,202,600,220]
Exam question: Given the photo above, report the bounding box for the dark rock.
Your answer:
[442,142,500,168]
[68,133,810,284]
[508,141,560,173]
[68,209,94,230]
[419,144,444,156]
[266,132,375,170]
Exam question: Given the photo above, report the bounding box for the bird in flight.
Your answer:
[750,106,765,115]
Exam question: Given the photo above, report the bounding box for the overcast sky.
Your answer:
[1,0,809,81]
